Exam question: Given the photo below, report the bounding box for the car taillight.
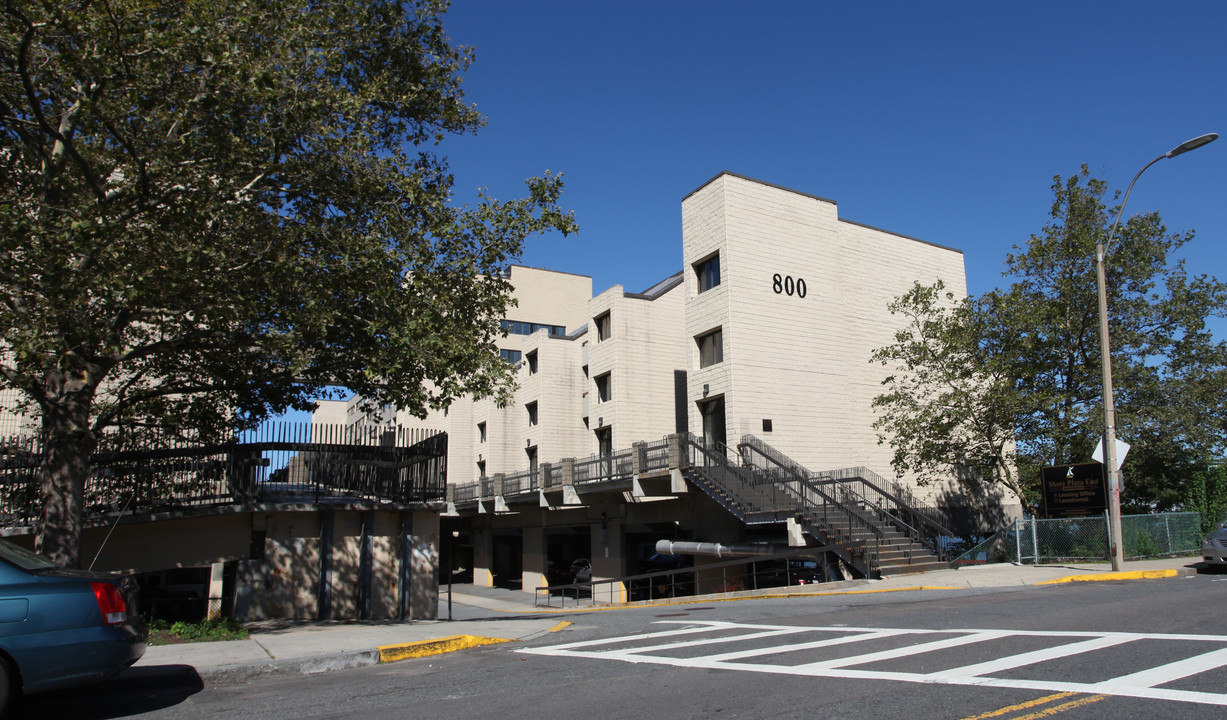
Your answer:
[90,581,128,625]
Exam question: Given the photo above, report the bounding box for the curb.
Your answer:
[196,649,380,684]
[378,635,511,663]
[196,634,530,682]
[1037,568,1182,585]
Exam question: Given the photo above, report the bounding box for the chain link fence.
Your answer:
[953,512,1203,567]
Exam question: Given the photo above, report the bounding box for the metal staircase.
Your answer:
[681,433,956,578]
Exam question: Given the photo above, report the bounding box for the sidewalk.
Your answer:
[137,556,1207,684]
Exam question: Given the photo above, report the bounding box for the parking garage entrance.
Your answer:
[546,526,591,587]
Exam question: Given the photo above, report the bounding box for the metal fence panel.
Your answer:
[953,512,1203,567]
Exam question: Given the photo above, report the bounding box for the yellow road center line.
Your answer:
[548,621,572,632]
[958,693,1109,720]
[1011,694,1106,719]
[959,693,1075,719]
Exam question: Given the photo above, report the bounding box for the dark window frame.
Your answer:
[595,312,611,342]
[697,327,724,368]
[694,253,721,293]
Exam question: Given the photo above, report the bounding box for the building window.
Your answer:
[500,348,522,364]
[695,253,721,293]
[477,460,486,478]
[501,320,566,336]
[595,312,611,342]
[526,350,538,375]
[697,328,723,368]
[526,401,538,427]
[477,422,487,443]
[595,372,611,403]
[526,446,537,474]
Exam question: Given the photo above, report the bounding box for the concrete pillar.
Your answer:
[398,512,413,620]
[408,509,440,620]
[632,442,646,475]
[590,517,627,604]
[522,526,547,595]
[207,562,225,620]
[358,510,374,621]
[560,458,575,486]
[317,510,334,620]
[472,525,494,588]
[667,433,688,470]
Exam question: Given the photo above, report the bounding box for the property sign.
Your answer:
[1040,462,1108,518]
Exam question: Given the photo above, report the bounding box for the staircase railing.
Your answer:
[682,434,878,577]
[738,435,958,562]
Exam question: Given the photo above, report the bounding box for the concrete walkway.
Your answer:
[138,556,1208,684]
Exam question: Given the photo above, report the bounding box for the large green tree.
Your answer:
[0,0,576,567]
[873,167,1227,511]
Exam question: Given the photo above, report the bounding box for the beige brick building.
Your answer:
[335,172,1020,594]
[682,173,967,488]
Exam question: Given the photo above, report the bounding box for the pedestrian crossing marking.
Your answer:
[520,621,1227,707]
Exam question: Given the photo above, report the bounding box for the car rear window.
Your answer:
[0,538,59,571]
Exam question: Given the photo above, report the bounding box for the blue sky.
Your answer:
[438,1,1226,301]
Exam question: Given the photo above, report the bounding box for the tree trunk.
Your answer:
[33,373,97,569]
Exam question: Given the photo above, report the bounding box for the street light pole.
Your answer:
[1096,132,1218,571]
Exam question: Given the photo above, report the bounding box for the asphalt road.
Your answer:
[16,572,1227,720]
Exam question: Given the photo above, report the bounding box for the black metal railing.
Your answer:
[642,437,671,473]
[0,423,448,526]
[738,435,957,563]
[535,550,847,608]
[572,448,633,485]
[681,433,881,577]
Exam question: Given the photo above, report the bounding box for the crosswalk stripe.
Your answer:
[793,631,1008,671]
[520,621,1227,706]
[1090,645,1227,691]
[935,635,1137,678]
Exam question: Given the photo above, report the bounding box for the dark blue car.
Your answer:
[0,539,146,712]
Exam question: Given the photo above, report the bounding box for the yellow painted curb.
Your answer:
[1038,569,1178,585]
[378,635,510,663]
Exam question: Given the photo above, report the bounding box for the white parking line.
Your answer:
[520,621,1227,707]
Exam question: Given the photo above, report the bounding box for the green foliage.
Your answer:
[871,281,1029,502]
[1186,464,1227,533]
[0,0,577,565]
[873,167,1227,511]
[148,616,249,644]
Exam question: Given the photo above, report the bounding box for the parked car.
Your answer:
[0,538,146,713]
[1203,520,1227,567]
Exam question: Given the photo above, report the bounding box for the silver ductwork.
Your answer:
[655,540,792,559]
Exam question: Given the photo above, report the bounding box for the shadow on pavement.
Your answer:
[11,664,204,719]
